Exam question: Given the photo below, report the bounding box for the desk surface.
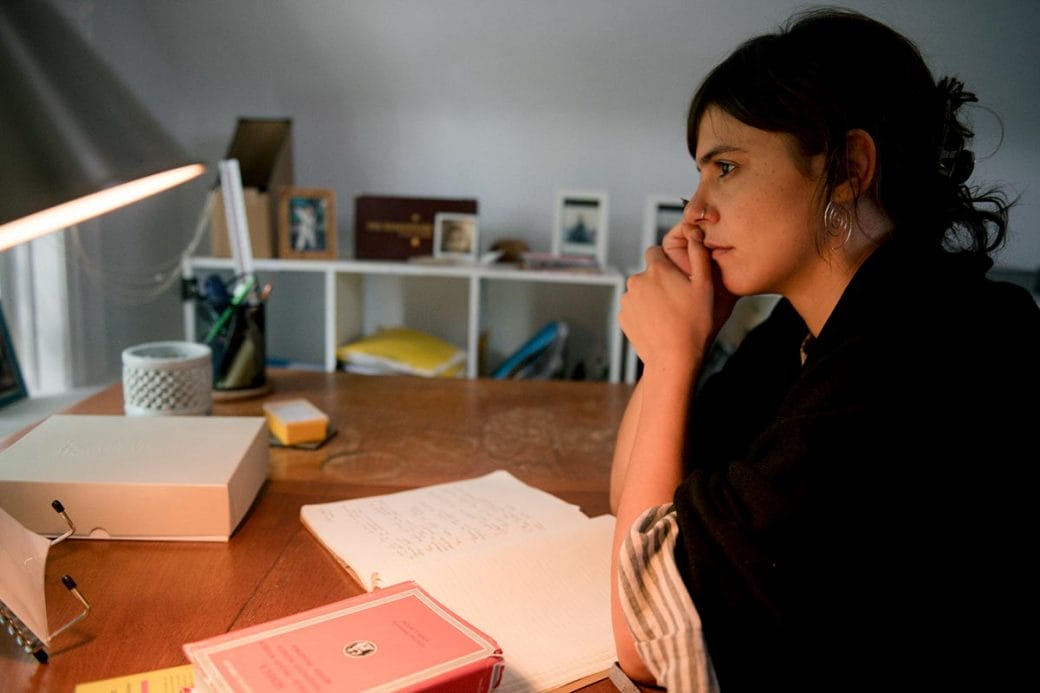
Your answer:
[0,370,632,692]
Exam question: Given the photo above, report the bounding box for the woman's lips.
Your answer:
[707,245,731,260]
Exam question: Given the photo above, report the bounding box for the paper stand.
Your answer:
[0,501,91,663]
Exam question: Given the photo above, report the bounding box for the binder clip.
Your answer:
[0,500,91,663]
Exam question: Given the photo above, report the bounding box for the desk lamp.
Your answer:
[0,0,204,662]
[0,0,205,251]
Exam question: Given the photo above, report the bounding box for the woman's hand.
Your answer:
[661,213,698,276]
[666,220,739,331]
[620,221,737,373]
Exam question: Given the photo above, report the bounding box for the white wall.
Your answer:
[52,0,1040,384]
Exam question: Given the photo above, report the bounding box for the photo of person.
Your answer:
[278,187,337,259]
[289,196,328,251]
[434,213,478,260]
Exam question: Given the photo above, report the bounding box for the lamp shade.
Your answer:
[0,0,204,251]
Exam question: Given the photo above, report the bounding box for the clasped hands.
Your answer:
[619,212,737,372]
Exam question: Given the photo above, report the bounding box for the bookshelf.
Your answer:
[182,258,628,383]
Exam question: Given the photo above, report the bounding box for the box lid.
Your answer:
[0,414,269,540]
[0,415,266,485]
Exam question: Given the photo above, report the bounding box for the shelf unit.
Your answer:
[183,257,628,383]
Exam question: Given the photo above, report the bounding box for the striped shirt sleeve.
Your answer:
[617,503,719,692]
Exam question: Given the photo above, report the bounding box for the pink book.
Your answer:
[183,581,503,692]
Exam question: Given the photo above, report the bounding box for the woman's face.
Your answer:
[688,106,828,298]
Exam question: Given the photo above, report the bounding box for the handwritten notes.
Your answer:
[299,471,617,692]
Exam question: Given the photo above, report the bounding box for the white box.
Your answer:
[0,415,268,541]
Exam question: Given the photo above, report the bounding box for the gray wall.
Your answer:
[55,0,1040,384]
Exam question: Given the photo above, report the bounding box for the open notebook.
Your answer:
[300,470,618,692]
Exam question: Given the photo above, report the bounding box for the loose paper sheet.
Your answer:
[300,470,589,591]
[0,504,53,642]
[381,514,618,693]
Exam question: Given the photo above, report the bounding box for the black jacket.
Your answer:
[673,242,1040,691]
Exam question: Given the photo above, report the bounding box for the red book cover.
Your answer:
[183,581,503,692]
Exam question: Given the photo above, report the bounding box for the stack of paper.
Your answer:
[336,327,466,377]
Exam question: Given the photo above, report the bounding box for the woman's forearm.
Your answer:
[609,361,698,682]
[609,380,644,514]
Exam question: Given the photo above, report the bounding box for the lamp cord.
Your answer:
[68,195,213,306]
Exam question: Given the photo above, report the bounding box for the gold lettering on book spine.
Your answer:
[364,221,433,239]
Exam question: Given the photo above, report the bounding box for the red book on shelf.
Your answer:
[183,581,503,692]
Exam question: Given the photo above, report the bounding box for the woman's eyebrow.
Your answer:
[697,144,743,168]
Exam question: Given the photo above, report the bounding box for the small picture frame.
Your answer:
[433,212,479,261]
[278,187,337,260]
[0,303,28,408]
[553,189,608,265]
[643,195,687,251]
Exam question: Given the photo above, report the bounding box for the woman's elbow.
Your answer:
[612,603,657,686]
[615,637,657,687]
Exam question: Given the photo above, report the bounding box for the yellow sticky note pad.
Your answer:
[74,663,194,692]
[262,398,329,445]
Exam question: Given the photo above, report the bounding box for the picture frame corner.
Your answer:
[0,304,29,409]
[643,194,687,250]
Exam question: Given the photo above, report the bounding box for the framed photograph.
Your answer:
[643,195,687,252]
[278,187,337,260]
[553,189,608,265]
[433,212,479,261]
[0,303,28,408]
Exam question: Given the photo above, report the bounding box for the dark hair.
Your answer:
[687,7,1010,265]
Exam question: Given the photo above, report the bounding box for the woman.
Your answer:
[611,8,1040,691]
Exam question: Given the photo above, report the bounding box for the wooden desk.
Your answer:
[0,370,632,692]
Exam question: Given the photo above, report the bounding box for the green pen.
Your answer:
[204,276,256,344]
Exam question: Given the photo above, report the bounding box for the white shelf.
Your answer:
[183,258,628,383]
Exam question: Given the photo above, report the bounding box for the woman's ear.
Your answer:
[832,129,878,204]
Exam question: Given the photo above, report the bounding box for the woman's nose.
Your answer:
[683,192,710,225]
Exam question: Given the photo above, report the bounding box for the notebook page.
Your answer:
[300,470,589,591]
[380,514,618,693]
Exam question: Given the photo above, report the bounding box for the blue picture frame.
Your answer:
[0,303,28,408]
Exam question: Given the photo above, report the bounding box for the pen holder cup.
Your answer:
[199,301,267,393]
[122,341,213,416]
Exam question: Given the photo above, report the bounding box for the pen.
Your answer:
[204,274,230,309]
[204,276,256,344]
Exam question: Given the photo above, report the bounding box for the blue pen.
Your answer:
[204,276,256,344]
[204,274,230,310]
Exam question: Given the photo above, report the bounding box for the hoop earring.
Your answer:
[824,201,853,248]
